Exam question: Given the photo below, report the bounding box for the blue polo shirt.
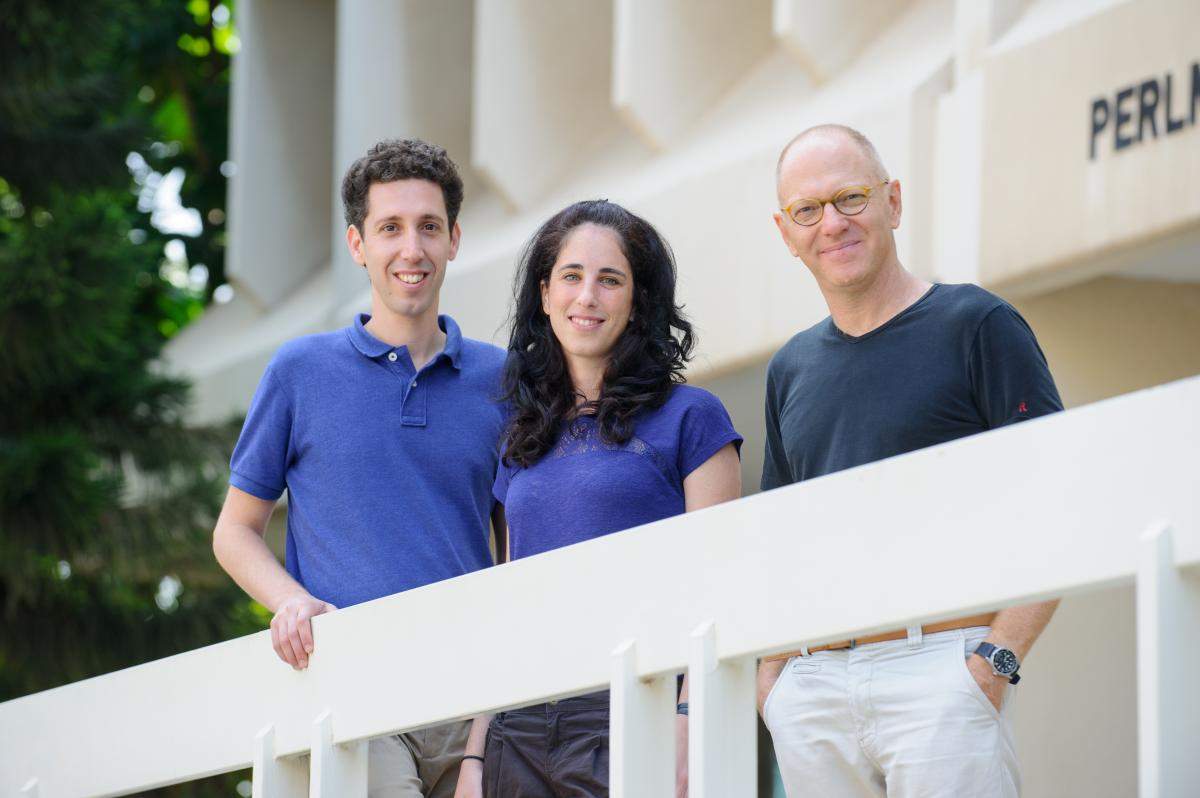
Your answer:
[229,314,506,608]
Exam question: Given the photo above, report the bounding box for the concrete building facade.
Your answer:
[164,1,1200,794]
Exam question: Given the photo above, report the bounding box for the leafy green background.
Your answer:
[1,1,267,794]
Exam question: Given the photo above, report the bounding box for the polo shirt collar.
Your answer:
[348,313,464,370]
[439,314,464,370]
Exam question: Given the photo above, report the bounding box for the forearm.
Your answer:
[213,520,308,612]
[676,675,689,787]
[757,659,785,715]
[454,714,492,796]
[490,504,508,566]
[464,714,492,757]
[987,599,1060,659]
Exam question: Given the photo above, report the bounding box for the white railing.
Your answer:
[2,376,1198,798]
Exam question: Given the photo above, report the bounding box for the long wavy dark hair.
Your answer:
[502,200,695,467]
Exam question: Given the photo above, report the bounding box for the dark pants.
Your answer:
[483,691,610,797]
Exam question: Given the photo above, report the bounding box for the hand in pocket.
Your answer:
[965,653,1006,712]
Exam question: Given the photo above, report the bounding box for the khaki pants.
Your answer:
[368,719,471,798]
[764,627,1019,797]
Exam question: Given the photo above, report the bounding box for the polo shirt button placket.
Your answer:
[400,363,428,427]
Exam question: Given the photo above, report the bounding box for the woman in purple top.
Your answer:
[455,200,742,798]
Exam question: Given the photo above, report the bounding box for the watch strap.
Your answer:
[973,641,1021,684]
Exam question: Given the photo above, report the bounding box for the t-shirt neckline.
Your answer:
[830,283,940,344]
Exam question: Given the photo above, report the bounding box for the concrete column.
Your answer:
[330,0,474,310]
[471,0,616,210]
[952,0,1026,86]
[612,0,772,150]
[226,0,335,310]
[773,0,909,83]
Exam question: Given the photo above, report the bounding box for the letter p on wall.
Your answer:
[1090,97,1110,160]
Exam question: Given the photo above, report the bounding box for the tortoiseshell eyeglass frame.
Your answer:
[781,180,891,226]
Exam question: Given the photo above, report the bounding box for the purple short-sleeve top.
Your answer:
[495,385,742,560]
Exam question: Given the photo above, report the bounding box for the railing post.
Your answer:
[610,639,675,797]
[687,621,756,798]
[253,725,308,798]
[1137,523,1200,798]
[19,778,38,796]
[309,711,367,797]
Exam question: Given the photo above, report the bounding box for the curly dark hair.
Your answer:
[502,200,695,468]
[340,138,464,231]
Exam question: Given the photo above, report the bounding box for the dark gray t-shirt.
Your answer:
[761,283,1063,490]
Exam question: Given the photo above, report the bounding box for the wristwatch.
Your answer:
[973,642,1021,684]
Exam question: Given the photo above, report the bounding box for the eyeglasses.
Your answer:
[781,181,890,226]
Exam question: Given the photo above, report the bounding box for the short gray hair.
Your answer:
[776,124,890,183]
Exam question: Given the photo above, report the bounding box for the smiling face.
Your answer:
[774,133,902,292]
[540,223,634,372]
[345,179,460,325]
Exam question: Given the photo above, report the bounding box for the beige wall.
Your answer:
[1009,276,1200,406]
[1011,275,1200,796]
[980,0,1200,287]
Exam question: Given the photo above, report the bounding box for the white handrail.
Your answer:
[2,376,1198,797]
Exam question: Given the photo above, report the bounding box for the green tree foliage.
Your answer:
[1,1,262,793]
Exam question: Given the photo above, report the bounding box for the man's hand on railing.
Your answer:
[270,592,337,670]
[214,486,337,672]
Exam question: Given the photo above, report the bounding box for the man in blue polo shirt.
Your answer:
[212,139,505,797]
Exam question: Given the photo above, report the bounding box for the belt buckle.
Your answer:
[848,638,857,649]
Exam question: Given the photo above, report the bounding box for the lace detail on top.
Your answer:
[548,420,674,482]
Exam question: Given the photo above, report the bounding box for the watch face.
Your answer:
[992,648,1019,675]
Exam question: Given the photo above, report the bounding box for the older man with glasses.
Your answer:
[757,124,1062,797]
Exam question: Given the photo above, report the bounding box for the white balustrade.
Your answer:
[687,622,757,797]
[1137,524,1200,797]
[309,712,366,797]
[2,376,1198,797]
[609,640,675,797]
[252,726,307,798]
